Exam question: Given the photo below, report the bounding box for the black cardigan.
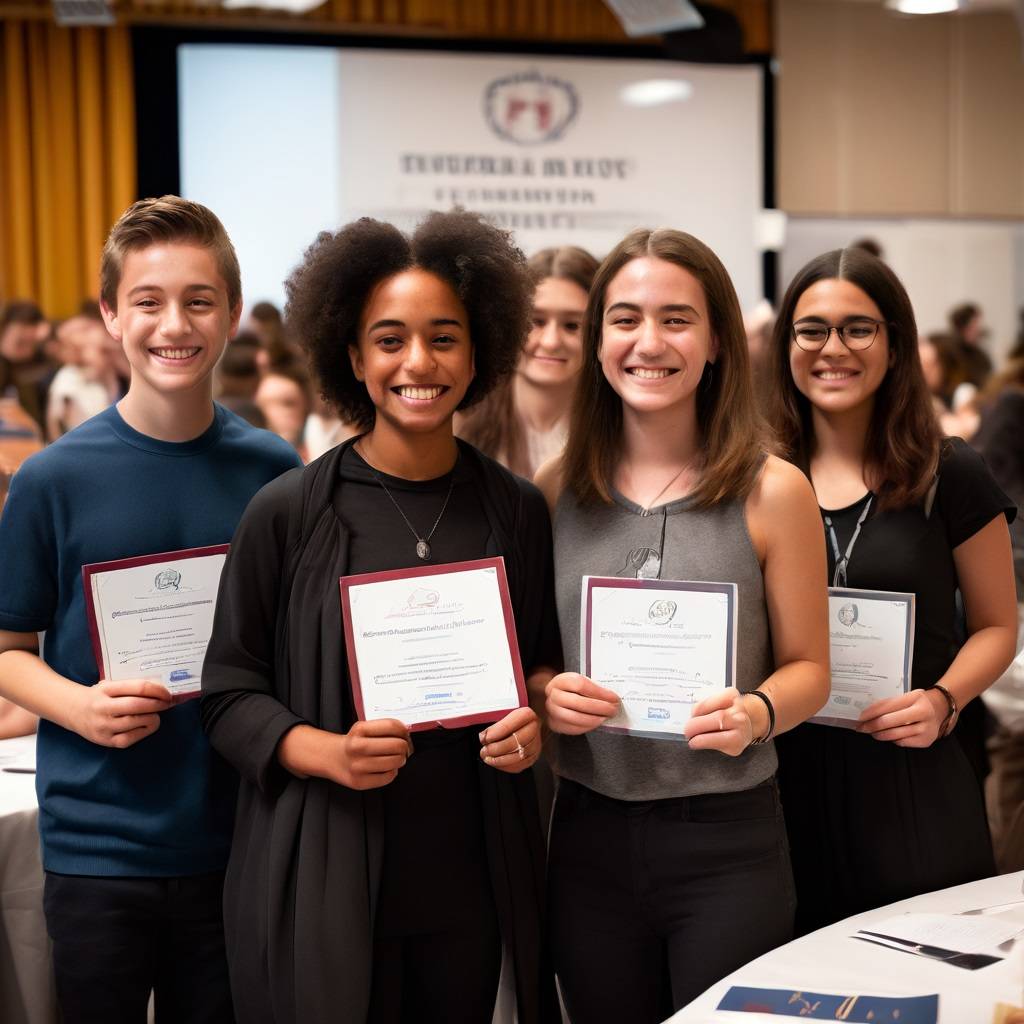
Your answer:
[201,438,560,1024]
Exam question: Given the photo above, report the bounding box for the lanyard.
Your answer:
[823,495,873,589]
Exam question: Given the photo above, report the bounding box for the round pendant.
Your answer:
[416,540,431,560]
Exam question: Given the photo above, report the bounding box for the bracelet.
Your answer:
[746,689,776,745]
[931,684,958,738]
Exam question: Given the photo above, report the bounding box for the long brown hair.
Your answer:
[562,228,767,508]
[460,245,598,476]
[767,248,941,510]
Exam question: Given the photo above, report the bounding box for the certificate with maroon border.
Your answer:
[582,575,737,740]
[340,556,527,732]
[81,545,229,702]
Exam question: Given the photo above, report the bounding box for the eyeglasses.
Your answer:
[791,319,886,352]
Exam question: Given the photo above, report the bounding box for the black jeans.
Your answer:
[367,910,502,1024]
[43,871,234,1024]
[549,778,795,1024]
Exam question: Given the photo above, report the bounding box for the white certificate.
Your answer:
[82,545,229,700]
[811,587,915,728]
[340,557,527,731]
[581,576,737,740]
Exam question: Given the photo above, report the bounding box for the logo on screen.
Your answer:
[484,71,579,145]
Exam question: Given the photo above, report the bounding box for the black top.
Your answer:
[200,438,562,1024]
[821,439,1015,692]
[777,438,1016,933]
[335,446,493,935]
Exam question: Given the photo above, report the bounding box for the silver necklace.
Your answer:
[366,460,456,560]
[631,457,701,517]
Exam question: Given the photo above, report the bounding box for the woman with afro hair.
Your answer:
[201,210,561,1024]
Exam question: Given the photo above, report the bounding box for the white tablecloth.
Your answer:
[0,735,58,1024]
[667,871,1024,1023]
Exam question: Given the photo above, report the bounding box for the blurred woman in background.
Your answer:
[460,245,597,479]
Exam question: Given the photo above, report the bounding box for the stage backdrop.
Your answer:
[179,44,763,311]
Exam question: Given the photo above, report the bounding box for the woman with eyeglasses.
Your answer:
[536,228,830,1021]
[768,248,1017,934]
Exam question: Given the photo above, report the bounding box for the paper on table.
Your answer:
[857,913,1023,954]
[0,734,36,770]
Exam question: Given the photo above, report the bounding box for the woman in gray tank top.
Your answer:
[535,229,831,1021]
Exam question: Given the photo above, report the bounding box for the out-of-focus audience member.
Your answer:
[743,298,775,415]
[850,236,884,260]
[917,331,975,436]
[216,331,266,428]
[304,393,357,462]
[255,362,311,458]
[46,313,121,439]
[949,301,993,391]
[459,245,599,478]
[974,356,1024,870]
[1009,308,1024,362]
[0,300,51,432]
[247,299,283,346]
[249,299,303,373]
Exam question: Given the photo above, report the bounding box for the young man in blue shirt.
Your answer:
[0,196,302,1023]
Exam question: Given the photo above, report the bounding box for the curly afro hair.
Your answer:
[285,209,533,430]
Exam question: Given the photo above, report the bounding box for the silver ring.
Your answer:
[513,730,526,759]
[718,713,726,732]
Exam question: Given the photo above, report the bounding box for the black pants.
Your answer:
[549,778,795,1024]
[43,871,234,1024]
[367,911,502,1024]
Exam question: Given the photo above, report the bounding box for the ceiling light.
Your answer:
[886,0,962,13]
[221,0,326,13]
[620,79,694,107]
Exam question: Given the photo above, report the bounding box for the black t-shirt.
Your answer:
[819,438,1016,693]
[332,446,496,936]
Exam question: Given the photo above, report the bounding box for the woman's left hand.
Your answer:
[479,706,541,774]
[857,689,946,747]
[683,687,755,757]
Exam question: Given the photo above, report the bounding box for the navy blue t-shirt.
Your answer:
[0,404,300,876]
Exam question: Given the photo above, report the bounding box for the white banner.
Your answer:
[336,52,763,307]
[181,45,764,309]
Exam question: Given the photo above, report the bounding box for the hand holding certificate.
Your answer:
[581,576,737,740]
[82,545,229,703]
[811,587,914,729]
[340,557,527,732]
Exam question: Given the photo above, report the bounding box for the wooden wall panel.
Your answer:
[777,0,1024,218]
[952,13,1024,216]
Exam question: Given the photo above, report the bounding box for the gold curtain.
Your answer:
[0,22,136,318]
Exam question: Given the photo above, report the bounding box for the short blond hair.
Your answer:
[100,196,241,311]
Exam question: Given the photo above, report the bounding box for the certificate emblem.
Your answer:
[154,568,182,592]
[648,599,677,626]
[837,603,859,627]
[407,587,440,609]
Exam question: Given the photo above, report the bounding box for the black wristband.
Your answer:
[931,683,958,738]
[746,689,776,745]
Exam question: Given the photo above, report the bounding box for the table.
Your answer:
[668,871,1024,1023]
[0,735,57,1024]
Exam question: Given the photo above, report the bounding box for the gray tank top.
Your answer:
[553,483,777,801]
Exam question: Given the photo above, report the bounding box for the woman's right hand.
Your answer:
[545,672,620,735]
[334,719,413,789]
[279,719,412,789]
